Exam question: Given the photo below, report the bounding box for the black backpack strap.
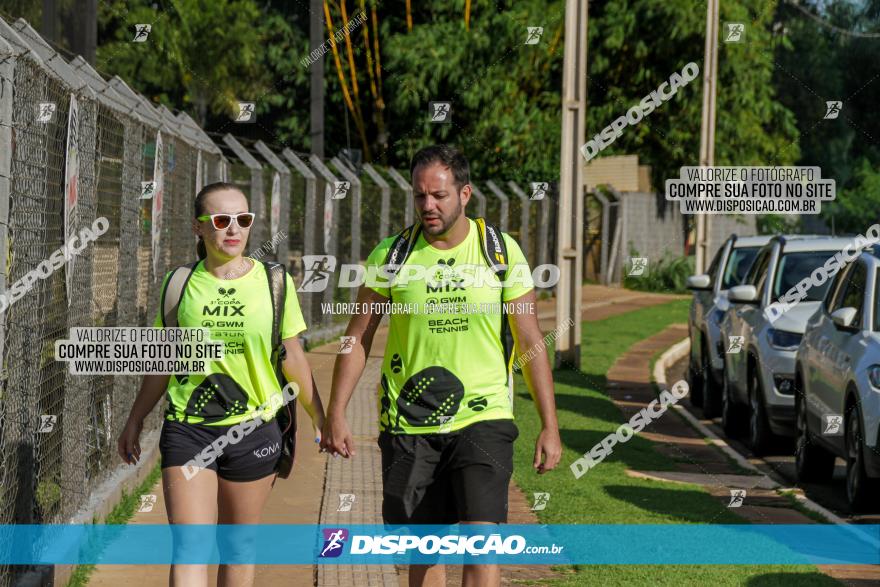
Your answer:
[381,223,422,299]
[474,218,515,376]
[160,261,199,327]
[262,260,288,385]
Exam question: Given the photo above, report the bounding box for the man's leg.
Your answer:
[461,521,500,587]
[378,432,452,587]
[450,419,519,587]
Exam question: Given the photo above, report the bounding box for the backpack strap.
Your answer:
[474,218,515,381]
[262,260,288,386]
[381,222,422,299]
[160,261,199,327]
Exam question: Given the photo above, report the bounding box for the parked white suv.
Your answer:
[686,235,769,417]
[720,235,852,454]
[795,246,880,511]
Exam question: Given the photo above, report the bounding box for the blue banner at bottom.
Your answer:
[1,524,878,565]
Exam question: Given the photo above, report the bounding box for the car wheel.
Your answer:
[794,390,834,482]
[845,404,877,512]
[722,370,746,437]
[702,342,722,419]
[747,365,774,455]
[688,351,704,408]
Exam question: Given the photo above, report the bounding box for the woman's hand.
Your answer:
[311,410,325,448]
[117,418,144,465]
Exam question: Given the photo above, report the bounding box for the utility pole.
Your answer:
[555,0,588,369]
[310,0,325,157]
[696,0,719,273]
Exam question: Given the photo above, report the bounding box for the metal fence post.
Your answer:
[223,134,266,253]
[469,182,487,219]
[363,163,391,239]
[386,167,414,225]
[308,155,341,318]
[505,182,532,264]
[330,157,361,303]
[255,141,292,265]
[485,180,510,232]
[281,149,318,327]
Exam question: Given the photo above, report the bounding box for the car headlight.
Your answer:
[768,328,802,351]
[868,365,880,390]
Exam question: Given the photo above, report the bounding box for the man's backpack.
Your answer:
[160,259,297,479]
[381,217,516,380]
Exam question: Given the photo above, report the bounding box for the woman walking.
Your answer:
[118,182,324,586]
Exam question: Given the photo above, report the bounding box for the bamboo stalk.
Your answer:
[405,0,412,31]
[465,0,471,31]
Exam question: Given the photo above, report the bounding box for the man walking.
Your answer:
[322,145,561,586]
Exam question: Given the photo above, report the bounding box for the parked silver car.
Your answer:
[795,247,880,511]
[720,235,852,454]
[686,235,769,417]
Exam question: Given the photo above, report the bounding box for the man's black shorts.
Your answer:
[378,418,519,524]
[160,419,282,482]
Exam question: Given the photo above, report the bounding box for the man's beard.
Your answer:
[420,196,463,236]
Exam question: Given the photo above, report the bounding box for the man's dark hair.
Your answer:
[409,145,470,193]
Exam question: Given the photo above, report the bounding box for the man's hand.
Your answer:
[533,427,561,474]
[321,412,356,458]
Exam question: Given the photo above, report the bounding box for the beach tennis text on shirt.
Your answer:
[54,327,224,375]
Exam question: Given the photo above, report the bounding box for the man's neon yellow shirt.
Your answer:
[365,218,534,434]
[153,258,307,426]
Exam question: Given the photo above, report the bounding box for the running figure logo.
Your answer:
[236,102,256,123]
[822,414,843,436]
[337,336,356,354]
[530,182,548,200]
[824,101,842,120]
[319,528,349,558]
[429,102,452,123]
[137,494,157,513]
[298,255,337,292]
[36,102,56,123]
[332,181,351,200]
[727,336,744,354]
[628,257,648,276]
[337,494,356,512]
[525,27,544,45]
[38,415,57,433]
[727,489,746,508]
[141,181,156,199]
[531,492,550,511]
[132,24,151,42]
[724,23,745,43]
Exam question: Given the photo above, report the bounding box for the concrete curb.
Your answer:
[652,337,853,527]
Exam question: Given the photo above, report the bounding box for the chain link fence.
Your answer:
[0,16,553,586]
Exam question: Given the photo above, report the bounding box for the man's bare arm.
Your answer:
[508,290,562,473]
[321,285,388,457]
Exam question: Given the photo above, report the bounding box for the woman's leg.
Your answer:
[216,473,276,587]
[163,466,219,587]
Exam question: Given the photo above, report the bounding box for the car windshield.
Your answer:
[772,251,836,302]
[721,247,759,289]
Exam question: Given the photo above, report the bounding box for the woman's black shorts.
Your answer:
[159,418,282,482]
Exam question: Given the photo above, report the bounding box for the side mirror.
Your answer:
[830,307,858,330]
[686,274,712,290]
[729,285,758,304]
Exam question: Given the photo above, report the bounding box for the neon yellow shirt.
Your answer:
[153,258,306,426]
[365,218,534,434]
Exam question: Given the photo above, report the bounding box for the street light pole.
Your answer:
[696,0,719,273]
[555,0,588,369]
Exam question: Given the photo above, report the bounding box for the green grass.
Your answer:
[511,300,837,586]
[66,463,163,587]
